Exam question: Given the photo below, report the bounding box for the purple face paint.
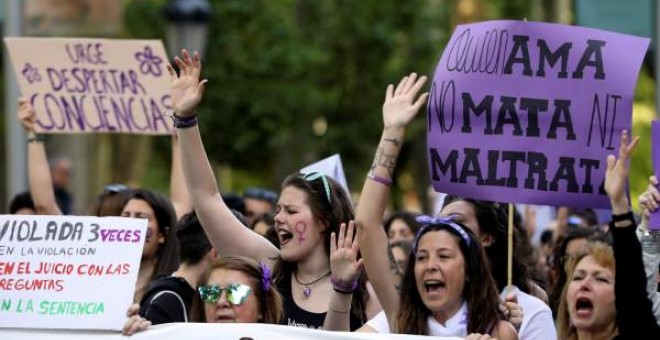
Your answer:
[294,222,307,244]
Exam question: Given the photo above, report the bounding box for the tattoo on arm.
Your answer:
[373,146,397,177]
[387,244,403,293]
[384,137,400,147]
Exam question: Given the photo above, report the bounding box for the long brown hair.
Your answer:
[191,256,284,324]
[272,172,369,325]
[397,221,504,334]
[556,241,616,340]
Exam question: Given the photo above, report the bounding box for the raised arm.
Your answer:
[18,97,62,215]
[605,130,660,337]
[355,73,428,330]
[169,50,278,265]
[637,175,660,326]
[324,221,363,331]
[604,130,639,215]
[170,135,192,220]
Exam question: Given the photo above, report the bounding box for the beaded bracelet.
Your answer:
[331,276,358,294]
[367,172,392,186]
[173,113,198,129]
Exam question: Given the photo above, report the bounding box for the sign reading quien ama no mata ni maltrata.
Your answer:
[4,37,173,135]
[427,20,650,209]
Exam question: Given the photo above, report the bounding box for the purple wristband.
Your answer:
[173,113,198,129]
[331,276,358,293]
[367,172,393,186]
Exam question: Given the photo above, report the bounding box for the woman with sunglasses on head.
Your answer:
[556,131,660,339]
[124,255,282,335]
[168,49,380,330]
[349,72,515,338]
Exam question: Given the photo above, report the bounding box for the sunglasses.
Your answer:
[301,172,332,205]
[103,183,129,194]
[198,283,253,305]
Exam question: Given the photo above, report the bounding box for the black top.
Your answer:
[139,275,195,325]
[54,187,72,215]
[611,219,660,339]
[277,272,364,330]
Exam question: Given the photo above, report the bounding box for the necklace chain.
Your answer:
[294,270,330,298]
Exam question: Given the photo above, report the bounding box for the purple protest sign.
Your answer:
[649,121,660,229]
[427,20,649,208]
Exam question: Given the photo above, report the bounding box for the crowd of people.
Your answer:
[9,48,660,339]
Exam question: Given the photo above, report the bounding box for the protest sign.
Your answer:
[0,215,146,330]
[650,121,660,229]
[427,20,649,208]
[301,154,350,195]
[4,37,172,135]
[0,323,462,340]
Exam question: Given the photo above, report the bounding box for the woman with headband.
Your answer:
[349,72,516,337]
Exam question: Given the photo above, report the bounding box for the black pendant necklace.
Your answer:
[294,270,331,297]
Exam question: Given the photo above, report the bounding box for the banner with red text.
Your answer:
[0,215,146,330]
[4,37,172,135]
[0,323,461,340]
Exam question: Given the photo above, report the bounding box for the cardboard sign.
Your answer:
[4,37,173,135]
[301,154,350,196]
[427,20,649,208]
[0,215,147,330]
[650,121,660,229]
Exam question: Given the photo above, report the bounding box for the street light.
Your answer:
[164,0,212,59]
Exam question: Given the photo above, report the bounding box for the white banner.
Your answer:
[0,215,147,330]
[0,323,461,340]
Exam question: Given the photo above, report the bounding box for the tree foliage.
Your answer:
[121,0,657,211]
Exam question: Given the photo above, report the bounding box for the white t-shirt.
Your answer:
[365,302,467,337]
[500,286,557,340]
[366,288,556,340]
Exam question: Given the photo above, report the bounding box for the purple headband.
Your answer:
[413,215,471,253]
[259,262,272,292]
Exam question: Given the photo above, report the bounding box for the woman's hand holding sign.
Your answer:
[122,303,150,336]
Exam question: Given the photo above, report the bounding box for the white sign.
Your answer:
[301,154,350,195]
[0,215,146,330]
[0,323,461,340]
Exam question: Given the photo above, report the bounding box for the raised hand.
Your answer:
[604,130,639,206]
[167,49,208,117]
[330,221,363,288]
[17,97,36,133]
[382,72,429,130]
[639,176,660,221]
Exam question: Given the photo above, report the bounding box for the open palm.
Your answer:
[382,73,429,129]
[168,49,207,117]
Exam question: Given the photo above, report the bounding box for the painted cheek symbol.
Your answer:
[293,222,307,244]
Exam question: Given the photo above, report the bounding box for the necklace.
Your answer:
[293,270,331,298]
